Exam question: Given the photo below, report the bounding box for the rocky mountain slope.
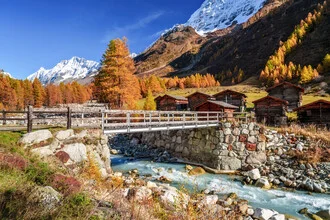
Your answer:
[135,0,330,85]
[27,57,100,85]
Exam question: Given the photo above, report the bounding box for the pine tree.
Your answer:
[32,78,45,107]
[143,89,156,110]
[94,38,141,109]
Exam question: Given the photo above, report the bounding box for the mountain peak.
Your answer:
[27,56,100,85]
[185,0,266,34]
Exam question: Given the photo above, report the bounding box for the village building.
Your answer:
[213,89,247,111]
[266,82,304,111]
[195,100,238,118]
[294,99,330,125]
[186,91,214,111]
[252,96,288,126]
[155,94,188,111]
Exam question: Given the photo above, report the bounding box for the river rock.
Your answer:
[160,188,190,210]
[110,149,119,155]
[221,157,241,170]
[147,181,158,188]
[55,129,74,141]
[315,209,330,220]
[198,195,219,208]
[188,167,206,175]
[28,186,61,211]
[255,178,271,189]
[269,214,285,220]
[247,169,261,180]
[127,187,152,201]
[61,143,87,163]
[246,152,267,165]
[253,208,276,220]
[20,130,53,145]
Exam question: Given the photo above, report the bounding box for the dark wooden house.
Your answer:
[213,89,247,111]
[253,96,288,126]
[186,91,214,111]
[266,82,304,111]
[294,99,330,125]
[195,100,238,118]
[155,94,188,111]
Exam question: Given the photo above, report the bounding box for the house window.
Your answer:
[307,110,312,116]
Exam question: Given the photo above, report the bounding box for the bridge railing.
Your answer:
[102,110,255,134]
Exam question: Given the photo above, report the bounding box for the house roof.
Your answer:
[252,96,289,105]
[293,99,330,111]
[266,81,304,92]
[155,94,188,101]
[186,91,213,98]
[213,89,247,98]
[196,100,239,109]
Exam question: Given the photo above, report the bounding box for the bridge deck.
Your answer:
[102,110,253,134]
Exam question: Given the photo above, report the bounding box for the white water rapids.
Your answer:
[111,155,330,219]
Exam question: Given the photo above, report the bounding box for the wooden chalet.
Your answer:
[266,82,304,111]
[213,89,247,111]
[195,100,238,118]
[155,94,188,111]
[253,96,288,126]
[186,91,214,111]
[294,99,330,125]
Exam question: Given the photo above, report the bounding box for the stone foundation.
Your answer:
[131,122,280,170]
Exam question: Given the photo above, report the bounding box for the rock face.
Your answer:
[28,186,61,211]
[20,130,53,145]
[62,143,87,163]
[21,129,112,178]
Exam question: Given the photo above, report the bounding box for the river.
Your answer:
[111,155,330,219]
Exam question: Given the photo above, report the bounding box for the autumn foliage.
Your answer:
[260,2,327,86]
[139,73,220,97]
[94,38,141,109]
[0,71,92,110]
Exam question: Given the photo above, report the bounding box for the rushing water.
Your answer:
[111,155,330,219]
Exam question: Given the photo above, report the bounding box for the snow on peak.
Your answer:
[0,70,14,78]
[185,0,266,34]
[27,57,100,85]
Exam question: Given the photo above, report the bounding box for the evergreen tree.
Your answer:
[94,38,141,109]
[143,89,156,110]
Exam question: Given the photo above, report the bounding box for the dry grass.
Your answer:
[277,124,330,145]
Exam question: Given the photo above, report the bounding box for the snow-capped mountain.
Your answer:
[0,70,14,78]
[185,0,266,34]
[27,56,100,85]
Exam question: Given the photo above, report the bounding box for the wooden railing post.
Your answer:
[101,110,105,131]
[127,112,130,133]
[67,107,72,129]
[27,105,33,133]
[183,113,186,128]
[2,110,6,125]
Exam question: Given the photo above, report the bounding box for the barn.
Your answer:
[294,99,330,125]
[213,89,247,111]
[253,96,288,126]
[155,94,188,111]
[266,82,304,111]
[186,91,214,111]
[195,100,238,118]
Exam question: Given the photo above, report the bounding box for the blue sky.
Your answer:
[0,0,203,79]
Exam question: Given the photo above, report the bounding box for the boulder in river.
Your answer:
[188,167,206,175]
[315,209,330,220]
[247,168,261,180]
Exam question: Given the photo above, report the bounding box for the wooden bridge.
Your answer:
[0,107,254,134]
[102,110,254,134]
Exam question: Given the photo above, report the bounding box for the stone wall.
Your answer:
[133,122,280,170]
